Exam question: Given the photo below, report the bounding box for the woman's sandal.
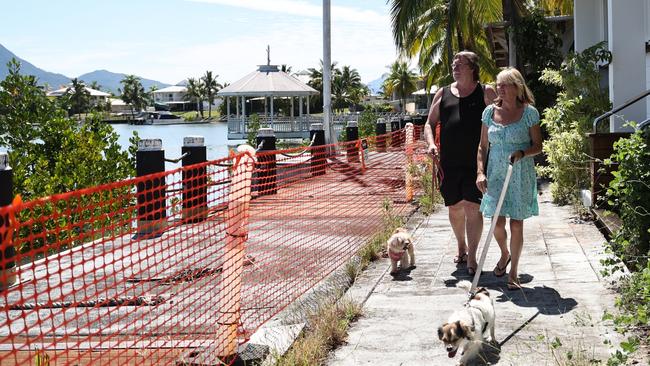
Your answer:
[453,253,468,264]
[493,256,511,277]
[507,278,522,291]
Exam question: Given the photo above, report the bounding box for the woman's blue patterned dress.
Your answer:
[479,104,539,220]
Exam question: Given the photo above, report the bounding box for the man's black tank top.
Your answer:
[439,83,486,170]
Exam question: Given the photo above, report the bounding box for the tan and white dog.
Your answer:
[386,227,415,275]
[437,280,496,365]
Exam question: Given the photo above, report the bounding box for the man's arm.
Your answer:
[424,88,444,156]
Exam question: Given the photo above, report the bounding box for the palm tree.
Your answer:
[89,81,102,91]
[280,64,293,73]
[536,0,573,15]
[201,71,222,118]
[390,0,503,87]
[185,78,204,118]
[332,65,365,112]
[307,60,339,113]
[119,75,147,118]
[383,61,418,112]
[148,85,158,107]
[66,78,90,118]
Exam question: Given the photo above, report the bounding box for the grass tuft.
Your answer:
[275,298,362,366]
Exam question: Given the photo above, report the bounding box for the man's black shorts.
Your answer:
[439,166,482,206]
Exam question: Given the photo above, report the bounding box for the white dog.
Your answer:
[437,280,496,365]
[386,227,415,275]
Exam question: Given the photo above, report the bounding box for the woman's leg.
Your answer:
[494,216,509,268]
[449,202,467,259]
[508,219,524,283]
[463,200,483,270]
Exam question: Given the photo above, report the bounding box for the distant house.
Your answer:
[46,86,111,107]
[152,85,192,111]
[109,98,131,114]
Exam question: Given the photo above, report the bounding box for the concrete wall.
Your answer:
[608,0,647,131]
[574,0,604,52]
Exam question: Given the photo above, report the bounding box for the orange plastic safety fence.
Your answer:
[0,125,430,365]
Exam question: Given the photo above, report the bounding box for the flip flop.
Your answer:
[453,253,468,264]
[507,278,522,291]
[493,256,511,277]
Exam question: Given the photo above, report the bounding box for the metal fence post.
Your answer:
[136,139,166,237]
[182,136,207,223]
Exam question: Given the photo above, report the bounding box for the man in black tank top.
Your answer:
[424,51,497,275]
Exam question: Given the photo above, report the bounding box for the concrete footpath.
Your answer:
[328,184,626,365]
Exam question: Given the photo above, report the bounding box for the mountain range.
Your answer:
[366,74,386,95]
[0,43,170,95]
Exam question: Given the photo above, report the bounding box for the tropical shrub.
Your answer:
[605,127,650,268]
[246,114,261,146]
[537,42,612,204]
[339,111,378,141]
[0,59,137,253]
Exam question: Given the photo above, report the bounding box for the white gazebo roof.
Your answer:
[218,64,319,97]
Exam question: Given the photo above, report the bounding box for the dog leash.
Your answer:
[468,161,514,300]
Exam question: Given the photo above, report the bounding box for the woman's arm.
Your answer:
[424,88,444,156]
[476,123,489,193]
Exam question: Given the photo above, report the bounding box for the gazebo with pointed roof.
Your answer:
[218,52,319,139]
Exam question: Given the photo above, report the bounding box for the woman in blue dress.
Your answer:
[476,67,543,290]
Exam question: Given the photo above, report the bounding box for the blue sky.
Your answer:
[0,0,399,85]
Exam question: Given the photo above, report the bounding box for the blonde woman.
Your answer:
[476,67,543,290]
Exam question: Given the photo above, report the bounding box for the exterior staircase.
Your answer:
[487,25,509,68]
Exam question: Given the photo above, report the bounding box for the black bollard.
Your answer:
[375,118,387,152]
[413,115,425,140]
[136,139,166,237]
[390,117,402,148]
[345,121,359,163]
[310,123,326,176]
[0,153,16,291]
[256,128,277,195]
[182,136,207,223]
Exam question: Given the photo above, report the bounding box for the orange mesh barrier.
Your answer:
[0,126,429,365]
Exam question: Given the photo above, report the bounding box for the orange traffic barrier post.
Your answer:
[0,153,17,292]
[405,123,415,202]
[218,144,255,358]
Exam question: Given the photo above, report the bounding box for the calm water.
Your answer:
[111,122,246,169]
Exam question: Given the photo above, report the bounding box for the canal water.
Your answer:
[111,122,246,170]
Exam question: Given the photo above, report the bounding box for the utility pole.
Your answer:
[323,0,334,145]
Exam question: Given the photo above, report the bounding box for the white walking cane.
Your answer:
[468,162,514,299]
